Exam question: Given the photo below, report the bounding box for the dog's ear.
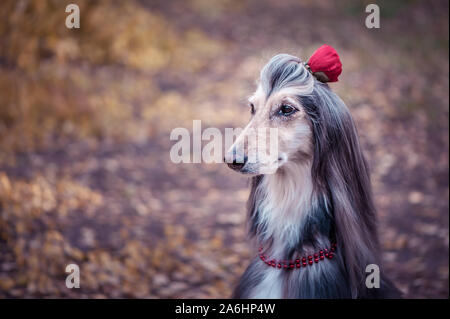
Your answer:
[310,86,379,298]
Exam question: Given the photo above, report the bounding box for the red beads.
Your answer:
[259,243,337,270]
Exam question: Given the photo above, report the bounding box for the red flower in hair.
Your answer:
[307,44,342,82]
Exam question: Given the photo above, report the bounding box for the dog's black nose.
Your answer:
[226,155,248,171]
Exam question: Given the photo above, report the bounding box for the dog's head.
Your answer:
[225,54,315,175]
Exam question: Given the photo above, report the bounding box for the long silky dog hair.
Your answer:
[230,53,400,299]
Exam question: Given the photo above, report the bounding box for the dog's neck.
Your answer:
[252,159,331,260]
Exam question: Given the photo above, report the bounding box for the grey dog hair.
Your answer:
[232,54,401,299]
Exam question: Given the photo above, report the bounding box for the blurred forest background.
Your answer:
[0,0,448,298]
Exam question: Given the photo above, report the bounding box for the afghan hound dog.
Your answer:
[224,47,401,299]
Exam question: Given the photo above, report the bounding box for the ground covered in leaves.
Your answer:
[0,0,448,298]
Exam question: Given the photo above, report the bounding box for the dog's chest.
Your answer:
[248,267,284,299]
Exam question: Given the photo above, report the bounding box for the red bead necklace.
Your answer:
[259,243,337,270]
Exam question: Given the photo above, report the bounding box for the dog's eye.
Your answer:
[278,104,296,116]
[249,103,255,115]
